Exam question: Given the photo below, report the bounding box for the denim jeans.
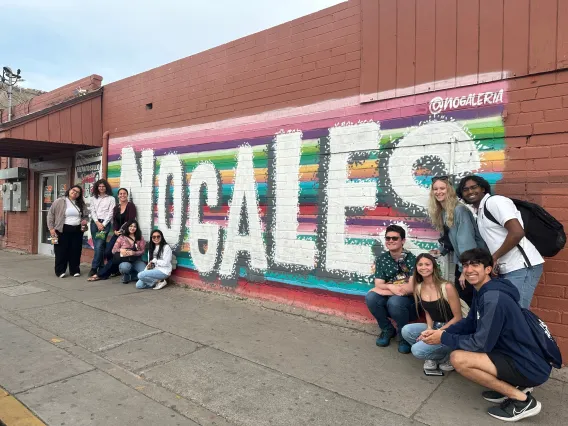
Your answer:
[365,291,417,336]
[119,260,147,283]
[500,263,544,309]
[105,233,119,261]
[136,269,169,289]
[90,220,111,270]
[401,322,451,362]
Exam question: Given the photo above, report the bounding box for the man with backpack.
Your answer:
[457,175,544,308]
[422,248,553,422]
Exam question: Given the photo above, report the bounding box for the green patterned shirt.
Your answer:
[375,250,417,284]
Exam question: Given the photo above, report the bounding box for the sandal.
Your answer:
[87,275,100,281]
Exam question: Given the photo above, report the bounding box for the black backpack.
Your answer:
[522,309,563,369]
[484,196,566,260]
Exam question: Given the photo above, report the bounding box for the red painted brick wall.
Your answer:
[501,71,568,356]
[103,0,361,138]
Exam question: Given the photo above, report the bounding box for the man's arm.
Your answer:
[492,219,525,264]
[372,278,394,296]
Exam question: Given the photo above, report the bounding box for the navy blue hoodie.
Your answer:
[441,278,551,385]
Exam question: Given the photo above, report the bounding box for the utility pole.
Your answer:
[1,67,23,121]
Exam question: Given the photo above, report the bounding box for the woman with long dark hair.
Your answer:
[401,253,464,372]
[428,176,487,306]
[88,220,146,281]
[47,185,89,277]
[89,178,116,276]
[136,229,172,290]
[105,187,137,260]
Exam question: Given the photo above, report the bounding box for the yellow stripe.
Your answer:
[0,388,45,425]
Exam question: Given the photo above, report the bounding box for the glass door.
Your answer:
[38,172,68,256]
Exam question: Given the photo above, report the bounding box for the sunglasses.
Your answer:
[385,236,400,241]
[151,235,161,239]
[432,175,449,184]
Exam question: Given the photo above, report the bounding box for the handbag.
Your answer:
[112,237,140,264]
[437,225,454,255]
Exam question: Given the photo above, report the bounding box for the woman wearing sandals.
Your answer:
[47,185,89,278]
[136,229,172,290]
[401,253,463,372]
[88,179,116,277]
[104,188,137,264]
[88,220,146,282]
[428,175,487,306]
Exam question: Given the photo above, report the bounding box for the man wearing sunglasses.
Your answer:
[456,175,543,309]
[421,248,550,422]
[366,224,417,353]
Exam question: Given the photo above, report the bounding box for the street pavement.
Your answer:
[0,250,566,426]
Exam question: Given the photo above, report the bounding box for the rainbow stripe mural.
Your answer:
[107,82,506,298]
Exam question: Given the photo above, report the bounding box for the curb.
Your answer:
[0,387,45,426]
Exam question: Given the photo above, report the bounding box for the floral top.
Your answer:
[374,250,417,285]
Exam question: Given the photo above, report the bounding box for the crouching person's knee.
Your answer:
[450,350,467,371]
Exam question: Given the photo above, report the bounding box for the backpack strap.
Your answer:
[483,196,532,268]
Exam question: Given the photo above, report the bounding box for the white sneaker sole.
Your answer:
[487,400,541,422]
[59,274,66,278]
[153,280,168,290]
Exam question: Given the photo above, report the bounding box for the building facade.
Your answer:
[2,0,568,355]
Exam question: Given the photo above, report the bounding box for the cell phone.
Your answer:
[424,369,444,377]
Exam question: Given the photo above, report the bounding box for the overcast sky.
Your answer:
[2,0,344,92]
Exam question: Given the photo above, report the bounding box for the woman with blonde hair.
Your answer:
[428,176,487,306]
[401,253,463,372]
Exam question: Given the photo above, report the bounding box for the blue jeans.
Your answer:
[136,269,169,289]
[105,233,119,261]
[90,220,111,270]
[119,261,147,283]
[500,264,544,309]
[401,322,451,362]
[365,292,417,335]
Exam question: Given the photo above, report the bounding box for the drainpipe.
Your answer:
[102,131,110,179]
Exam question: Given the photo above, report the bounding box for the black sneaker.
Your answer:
[482,386,533,403]
[487,394,541,422]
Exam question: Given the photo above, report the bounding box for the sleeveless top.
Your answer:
[420,297,453,323]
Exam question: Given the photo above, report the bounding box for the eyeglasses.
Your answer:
[69,189,79,194]
[462,261,482,267]
[385,236,400,241]
[151,235,161,240]
[462,184,480,193]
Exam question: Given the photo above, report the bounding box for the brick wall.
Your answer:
[498,71,568,356]
[103,0,361,138]
[0,75,102,124]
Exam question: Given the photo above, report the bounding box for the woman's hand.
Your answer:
[429,249,441,258]
[96,222,104,231]
[114,230,121,236]
[49,229,57,237]
[146,262,155,270]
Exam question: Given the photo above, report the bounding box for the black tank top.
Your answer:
[420,298,453,323]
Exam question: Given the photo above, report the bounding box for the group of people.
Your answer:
[366,175,551,422]
[46,180,173,290]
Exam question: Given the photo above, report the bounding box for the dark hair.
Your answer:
[412,253,452,322]
[456,175,491,200]
[124,220,142,242]
[92,179,112,198]
[385,224,406,240]
[149,229,167,261]
[65,185,86,212]
[459,248,494,268]
[117,187,129,195]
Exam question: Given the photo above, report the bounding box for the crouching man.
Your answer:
[421,248,551,422]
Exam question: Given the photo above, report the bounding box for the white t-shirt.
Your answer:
[64,198,81,226]
[477,194,543,273]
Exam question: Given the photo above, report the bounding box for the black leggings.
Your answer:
[54,225,83,276]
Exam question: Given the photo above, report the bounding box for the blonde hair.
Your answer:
[428,180,459,231]
[412,253,452,322]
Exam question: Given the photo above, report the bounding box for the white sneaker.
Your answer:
[59,273,67,278]
[423,360,437,370]
[73,273,80,277]
[439,360,455,371]
[153,280,168,290]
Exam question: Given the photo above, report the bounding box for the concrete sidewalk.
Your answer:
[0,251,566,426]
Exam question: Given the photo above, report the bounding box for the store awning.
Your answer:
[0,89,103,158]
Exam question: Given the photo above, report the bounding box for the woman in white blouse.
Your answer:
[47,185,89,277]
[136,229,173,290]
[89,179,116,277]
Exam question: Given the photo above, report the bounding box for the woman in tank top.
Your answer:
[401,253,463,372]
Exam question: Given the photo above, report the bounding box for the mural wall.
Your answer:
[107,82,506,298]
